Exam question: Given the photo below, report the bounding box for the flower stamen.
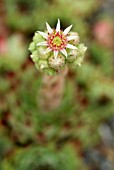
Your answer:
[47,32,67,51]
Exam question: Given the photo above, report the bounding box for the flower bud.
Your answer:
[35,59,48,70]
[30,51,39,62]
[48,54,65,70]
[33,32,44,44]
[67,49,77,62]
[28,42,36,53]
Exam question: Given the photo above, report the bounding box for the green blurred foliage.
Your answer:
[0,0,114,169]
[0,34,28,71]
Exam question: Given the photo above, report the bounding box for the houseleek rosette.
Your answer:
[29,19,87,75]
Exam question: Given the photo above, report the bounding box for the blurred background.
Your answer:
[0,0,114,169]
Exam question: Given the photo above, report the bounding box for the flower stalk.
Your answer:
[39,67,68,111]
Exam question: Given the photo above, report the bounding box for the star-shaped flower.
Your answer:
[29,19,87,75]
[37,19,79,59]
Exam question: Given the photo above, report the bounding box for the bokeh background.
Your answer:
[0,0,114,169]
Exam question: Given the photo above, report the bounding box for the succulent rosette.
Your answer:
[29,19,87,75]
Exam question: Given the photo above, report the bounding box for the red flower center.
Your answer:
[47,31,67,51]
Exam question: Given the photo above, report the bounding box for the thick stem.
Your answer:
[39,67,68,112]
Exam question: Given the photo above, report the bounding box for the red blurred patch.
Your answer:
[0,36,7,54]
[93,21,113,48]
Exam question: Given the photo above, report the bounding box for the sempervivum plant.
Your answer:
[29,19,87,75]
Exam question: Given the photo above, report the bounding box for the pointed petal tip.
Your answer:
[46,22,53,34]
[37,31,48,39]
[36,41,47,46]
[63,24,73,35]
[61,49,67,58]
[68,24,73,29]
[66,44,77,50]
[67,35,79,41]
[56,19,61,32]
